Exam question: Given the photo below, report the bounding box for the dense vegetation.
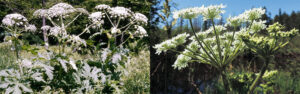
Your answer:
[0,0,300,94]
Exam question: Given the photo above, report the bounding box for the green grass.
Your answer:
[0,43,17,69]
[120,50,150,94]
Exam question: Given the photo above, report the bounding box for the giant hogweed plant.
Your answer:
[153,4,298,93]
[0,3,148,94]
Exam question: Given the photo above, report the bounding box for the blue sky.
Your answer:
[172,0,300,18]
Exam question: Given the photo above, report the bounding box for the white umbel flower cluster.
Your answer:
[33,9,48,18]
[134,13,148,24]
[34,3,87,18]
[173,54,191,70]
[47,3,76,17]
[250,20,266,32]
[172,4,226,20]
[89,12,104,24]
[95,4,111,10]
[154,33,190,54]
[2,13,28,26]
[134,25,148,37]
[242,8,265,21]
[172,6,204,19]
[226,8,265,27]
[109,7,132,19]
[41,25,51,31]
[76,8,89,15]
[226,15,244,27]
[25,24,37,32]
[201,4,226,21]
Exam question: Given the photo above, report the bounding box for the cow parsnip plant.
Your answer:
[153,4,296,92]
[0,3,148,94]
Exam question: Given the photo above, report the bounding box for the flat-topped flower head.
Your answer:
[95,4,111,10]
[25,24,37,32]
[109,6,132,19]
[2,13,28,27]
[201,4,226,21]
[134,13,148,24]
[47,3,76,17]
[134,25,148,37]
[89,12,105,24]
[226,15,244,27]
[33,9,48,18]
[76,8,89,15]
[251,20,266,32]
[173,54,191,70]
[154,33,190,54]
[206,25,226,34]
[242,8,265,21]
[189,30,210,41]
[172,6,204,19]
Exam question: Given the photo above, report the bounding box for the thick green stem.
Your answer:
[248,56,271,94]
[221,72,230,93]
[211,19,223,62]
[188,19,218,64]
[14,38,19,59]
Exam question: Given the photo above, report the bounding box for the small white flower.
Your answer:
[134,25,148,37]
[21,59,32,68]
[111,27,120,34]
[33,9,48,18]
[133,13,148,24]
[172,54,191,70]
[76,8,89,14]
[154,33,190,54]
[89,12,104,24]
[251,20,266,32]
[95,4,111,10]
[101,48,111,62]
[25,24,37,32]
[112,53,122,63]
[49,26,62,36]
[69,59,78,71]
[41,25,51,31]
